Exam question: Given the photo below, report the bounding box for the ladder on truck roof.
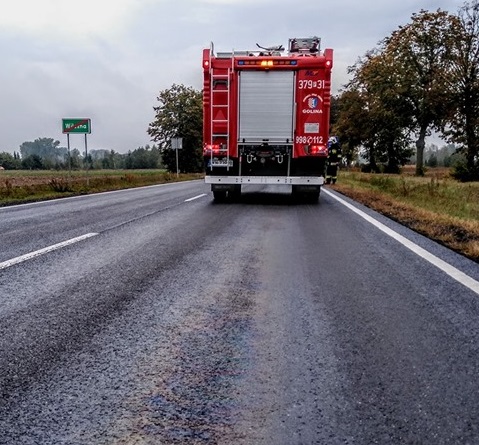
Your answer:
[209,54,233,171]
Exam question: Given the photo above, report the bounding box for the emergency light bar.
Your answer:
[237,60,298,66]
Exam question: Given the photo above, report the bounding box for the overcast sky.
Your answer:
[1,0,464,154]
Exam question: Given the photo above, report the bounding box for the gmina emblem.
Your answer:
[303,94,323,113]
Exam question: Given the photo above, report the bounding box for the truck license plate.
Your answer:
[209,158,233,167]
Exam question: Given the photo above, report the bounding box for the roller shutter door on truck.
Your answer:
[238,71,295,143]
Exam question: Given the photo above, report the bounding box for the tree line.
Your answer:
[0,138,165,171]
[332,0,479,180]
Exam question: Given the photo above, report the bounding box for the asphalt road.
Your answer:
[1,180,479,445]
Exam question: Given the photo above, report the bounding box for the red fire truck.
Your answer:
[202,37,333,202]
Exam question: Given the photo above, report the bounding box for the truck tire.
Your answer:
[213,191,227,202]
[230,185,242,202]
[309,191,320,203]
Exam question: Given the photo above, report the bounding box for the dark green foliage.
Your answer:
[442,1,479,180]
[336,49,414,173]
[21,154,44,170]
[147,84,203,173]
[384,9,459,176]
[124,145,162,169]
[12,138,164,171]
[0,152,21,170]
[451,161,479,181]
[20,138,67,169]
[426,154,438,167]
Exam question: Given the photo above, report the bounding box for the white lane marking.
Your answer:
[0,233,99,270]
[184,194,207,202]
[322,188,479,296]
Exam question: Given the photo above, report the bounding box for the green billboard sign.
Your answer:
[62,118,91,134]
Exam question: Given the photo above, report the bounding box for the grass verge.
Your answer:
[332,167,479,263]
[0,170,203,206]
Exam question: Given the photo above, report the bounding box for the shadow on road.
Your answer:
[210,192,320,206]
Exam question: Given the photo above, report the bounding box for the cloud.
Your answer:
[0,0,151,41]
[199,0,277,3]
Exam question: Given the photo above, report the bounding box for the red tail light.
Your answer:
[203,144,221,155]
[308,144,328,156]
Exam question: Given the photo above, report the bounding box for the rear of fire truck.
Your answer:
[202,37,333,202]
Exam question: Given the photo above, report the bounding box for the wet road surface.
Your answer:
[1,181,479,444]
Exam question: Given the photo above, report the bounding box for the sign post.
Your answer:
[66,133,71,177]
[62,118,92,185]
[171,137,183,178]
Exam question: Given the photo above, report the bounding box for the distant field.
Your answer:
[0,169,173,185]
[0,169,203,205]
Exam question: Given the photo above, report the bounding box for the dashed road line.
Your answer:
[0,233,99,270]
[184,194,207,202]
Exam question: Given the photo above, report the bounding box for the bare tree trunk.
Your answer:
[465,111,478,172]
[415,126,427,176]
[369,146,378,173]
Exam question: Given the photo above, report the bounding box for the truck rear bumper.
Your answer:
[205,176,324,185]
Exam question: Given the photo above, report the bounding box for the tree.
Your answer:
[0,152,21,170]
[98,149,125,169]
[337,50,413,172]
[147,84,203,173]
[19,137,67,169]
[329,95,340,131]
[124,145,162,169]
[333,89,368,166]
[443,0,479,180]
[383,9,459,176]
[426,153,438,167]
[21,154,44,170]
[68,148,82,170]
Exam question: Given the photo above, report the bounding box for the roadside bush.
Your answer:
[360,163,373,173]
[49,178,72,192]
[451,161,479,182]
[2,179,13,197]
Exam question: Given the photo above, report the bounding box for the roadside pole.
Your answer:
[67,133,71,180]
[176,147,179,178]
[171,137,183,179]
[84,133,89,186]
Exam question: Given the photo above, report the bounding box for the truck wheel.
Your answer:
[291,185,300,196]
[213,191,227,202]
[309,191,320,203]
[230,185,242,202]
